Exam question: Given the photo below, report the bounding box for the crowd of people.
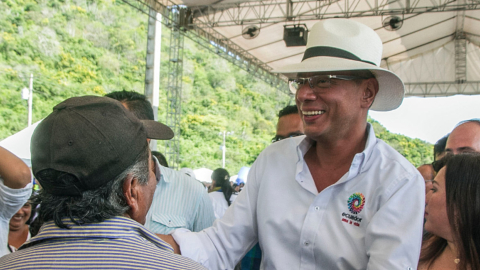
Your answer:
[0,18,479,270]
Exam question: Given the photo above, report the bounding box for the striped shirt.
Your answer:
[0,216,206,270]
[144,161,215,234]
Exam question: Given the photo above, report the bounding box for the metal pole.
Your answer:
[222,131,226,168]
[28,74,33,126]
[145,9,162,151]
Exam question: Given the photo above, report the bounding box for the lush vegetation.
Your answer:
[0,0,433,175]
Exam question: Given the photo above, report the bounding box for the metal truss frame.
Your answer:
[189,0,480,27]
[405,81,480,96]
[122,0,291,167]
[125,0,289,93]
[163,7,185,169]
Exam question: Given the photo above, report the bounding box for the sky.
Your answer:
[368,95,480,144]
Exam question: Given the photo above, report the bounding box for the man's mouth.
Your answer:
[302,110,325,116]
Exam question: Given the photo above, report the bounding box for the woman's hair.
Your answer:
[211,168,233,206]
[445,153,480,270]
[420,153,480,270]
[32,145,150,229]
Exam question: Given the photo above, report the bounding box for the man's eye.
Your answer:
[315,79,330,87]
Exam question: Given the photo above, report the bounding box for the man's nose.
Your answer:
[296,84,316,102]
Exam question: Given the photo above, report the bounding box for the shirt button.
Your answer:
[304,241,310,246]
[314,206,320,211]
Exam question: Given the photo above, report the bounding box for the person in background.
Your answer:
[0,96,205,269]
[0,146,32,257]
[434,134,449,161]
[445,119,480,155]
[7,194,34,253]
[208,168,234,219]
[152,151,169,167]
[419,153,480,270]
[417,164,435,195]
[105,91,215,234]
[272,104,304,143]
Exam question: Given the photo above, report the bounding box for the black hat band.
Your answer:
[302,46,377,66]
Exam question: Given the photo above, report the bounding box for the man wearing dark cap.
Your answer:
[162,19,424,270]
[0,96,205,270]
[105,91,215,235]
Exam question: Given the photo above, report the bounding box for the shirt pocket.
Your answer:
[151,213,187,229]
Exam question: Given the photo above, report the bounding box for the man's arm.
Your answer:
[164,159,262,269]
[0,146,33,257]
[0,146,31,189]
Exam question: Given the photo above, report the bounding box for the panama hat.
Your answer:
[272,19,404,111]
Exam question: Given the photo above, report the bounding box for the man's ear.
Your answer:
[361,78,379,109]
[123,174,140,217]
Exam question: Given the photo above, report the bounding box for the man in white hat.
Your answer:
[160,19,424,269]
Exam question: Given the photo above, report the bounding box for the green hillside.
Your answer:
[0,0,432,173]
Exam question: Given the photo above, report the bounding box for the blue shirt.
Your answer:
[0,216,206,269]
[145,160,215,234]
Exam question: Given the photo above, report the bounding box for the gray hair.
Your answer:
[34,146,150,229]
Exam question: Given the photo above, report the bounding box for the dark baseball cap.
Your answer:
[31,96,173,196]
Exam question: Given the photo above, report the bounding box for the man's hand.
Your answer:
[157,234,181,254]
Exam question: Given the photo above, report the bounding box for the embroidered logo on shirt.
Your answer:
[347,193,365,214]
[341,193,365,227]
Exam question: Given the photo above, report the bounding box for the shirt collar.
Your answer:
[152,155,168,183]
[295,123,377,182]
[20,216,174,253]
[345,123,376,181]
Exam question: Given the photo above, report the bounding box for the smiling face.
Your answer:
[295,71,377,141]
[9,202,32,231]
[424,167,453,242]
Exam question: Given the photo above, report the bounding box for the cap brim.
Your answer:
[272,56,405,111]
[141,120,174,140]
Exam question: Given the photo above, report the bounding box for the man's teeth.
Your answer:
[302,110,325,116]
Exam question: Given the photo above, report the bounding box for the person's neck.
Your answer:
[446,240,459,262]
[8,225,29,249]
[313,123,368,168]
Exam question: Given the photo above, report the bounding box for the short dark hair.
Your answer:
[278,105,298,118]
[152,151,168,167]
[421,153,480,269]
[434,134,449,160]
[33,145,150,229]
[105,91,154,120]
[455,118,480,128]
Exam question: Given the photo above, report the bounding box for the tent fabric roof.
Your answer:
[138,0,480,97]
[0,121,41,167]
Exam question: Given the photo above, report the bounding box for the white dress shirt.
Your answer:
[173,124,425,270]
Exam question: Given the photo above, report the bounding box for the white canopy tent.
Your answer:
[131,0,480,97]
[0,121,41,167]
[194,167,214,182]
